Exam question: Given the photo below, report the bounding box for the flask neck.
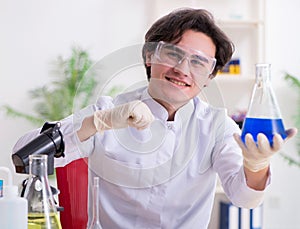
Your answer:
[90,177,101,226]
[29,155,48,177]
[91,191,100,223]
[255,63,271,84]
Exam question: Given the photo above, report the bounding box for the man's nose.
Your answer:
[173,57,190,76]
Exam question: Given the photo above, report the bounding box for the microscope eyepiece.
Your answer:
[12,122,65,175]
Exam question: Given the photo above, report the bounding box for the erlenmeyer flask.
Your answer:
[24,154,62,229]
[241,63,287,145]
[88,177,102,229]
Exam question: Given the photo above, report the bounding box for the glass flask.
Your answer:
[88,177,102,229]
[241,63,287,145]
[24,154,62,229]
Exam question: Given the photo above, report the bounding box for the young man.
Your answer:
[13,8,297,228]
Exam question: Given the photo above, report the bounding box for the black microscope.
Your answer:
[11,122,65,210]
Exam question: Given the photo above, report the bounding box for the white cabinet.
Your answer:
[191,0,266,115]
[199,0,266,79]
[202,0,266,115]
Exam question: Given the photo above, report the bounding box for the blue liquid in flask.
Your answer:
[241,117,287,145]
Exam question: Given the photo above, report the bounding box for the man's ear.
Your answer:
[203,77,212,87]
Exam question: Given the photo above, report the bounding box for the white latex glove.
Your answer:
[234,128,297,172]
[94,100,155,132]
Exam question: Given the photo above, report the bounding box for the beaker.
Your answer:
[241,63,287,145]
[88,176,102,229]
[23,154,62,229]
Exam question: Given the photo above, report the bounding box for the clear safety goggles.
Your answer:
[153,41,216,77]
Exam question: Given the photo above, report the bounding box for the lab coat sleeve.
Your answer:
[12,96,114,168]
[212,111,270,209]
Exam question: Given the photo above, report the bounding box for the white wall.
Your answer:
[0,0,150,183]
[0,0,300,228]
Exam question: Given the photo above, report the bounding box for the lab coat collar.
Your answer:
[140,88,169,121]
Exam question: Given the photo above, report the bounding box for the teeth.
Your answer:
[169,78,186,86]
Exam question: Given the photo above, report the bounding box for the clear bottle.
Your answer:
[88,177,102,229]
[0,167,27,229]
[241,63,287,145]
[24,154,62,229]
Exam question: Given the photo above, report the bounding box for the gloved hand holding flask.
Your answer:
[235,63,298,172]
[234,129,297,172]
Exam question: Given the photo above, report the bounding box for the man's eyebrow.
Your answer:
[164,44,210,63]
[192,54,209,63]
[164,45,185,55]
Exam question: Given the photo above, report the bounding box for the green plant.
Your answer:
[2,46,97,126]
[280,73,300,167]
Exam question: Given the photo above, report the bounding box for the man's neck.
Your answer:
[153,98,186,121]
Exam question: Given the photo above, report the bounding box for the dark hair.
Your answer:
[142,8,234,80]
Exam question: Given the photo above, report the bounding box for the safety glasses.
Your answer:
[153,41,216,77]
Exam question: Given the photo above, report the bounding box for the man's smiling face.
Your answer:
[147,29,216,110]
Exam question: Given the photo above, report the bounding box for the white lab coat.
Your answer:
[13,86,268,229]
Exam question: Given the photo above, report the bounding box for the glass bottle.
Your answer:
[241,63,287,145]
[88,177,102,229]
[24,154,62,229]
